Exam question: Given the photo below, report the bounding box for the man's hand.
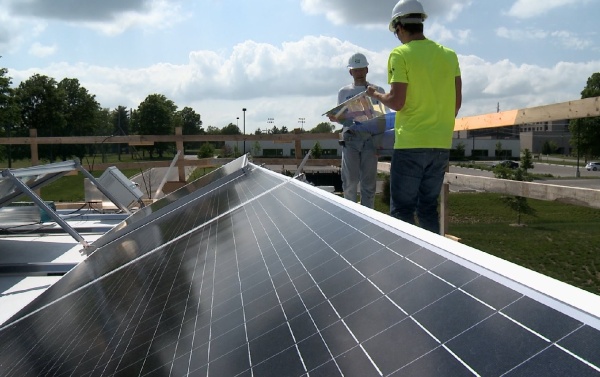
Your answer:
[366,86,378,99]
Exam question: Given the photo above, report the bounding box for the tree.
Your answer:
[221,144,233,157]
[311,141,322,158]
[570,72,600,160]
[495,141,503,158]
[111,106,130,160]
[178,106,203,135]
[57,78,102,161]
[16,74,66,162]
[541,140,558,155]
[310,122,335,133]
[112,106,131,136]
[221,123,241,135]
[206,125,220,134]
[520,148,534,172]
[176,106,202,152]
[197,142,215,158]
[135,94,177,158]
[0,63,21,165]
[493,159,536,226]
[92,108,114,164]
[451,141,466,160]
[252,140,262,156]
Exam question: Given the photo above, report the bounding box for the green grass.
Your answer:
[374,192,600,295]
[447,192,600,295]
[353,178,600,296]
[39,168,142,202]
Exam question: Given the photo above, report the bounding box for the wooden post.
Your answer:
[30,129,39,166]
[440,181,450,237]
[440,160,451,237]
[175,127,185,182]
[294,129,302,163]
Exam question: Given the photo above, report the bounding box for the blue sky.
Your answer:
[1,0,599,133]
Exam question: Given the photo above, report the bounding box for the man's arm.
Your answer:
[366,82,406,112]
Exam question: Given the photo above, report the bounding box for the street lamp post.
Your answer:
[236,117,240,156]
[267,117,274,134]
[298,117,305,131]
[576,124,581,178]
[242,108,246,154]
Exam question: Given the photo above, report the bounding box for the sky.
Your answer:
[1,0,599,134]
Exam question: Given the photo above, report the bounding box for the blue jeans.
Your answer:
[341,132,378,208]
[390,149,449,234]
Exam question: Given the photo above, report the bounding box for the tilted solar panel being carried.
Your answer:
[0,160,599,376]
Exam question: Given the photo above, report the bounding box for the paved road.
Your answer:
[453,162,600,190]
[131,156,197,200]
[378,161,600,190]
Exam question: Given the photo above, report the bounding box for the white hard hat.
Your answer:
[347,53,369,69]
[389,0,427,32]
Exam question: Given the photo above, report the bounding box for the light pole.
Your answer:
[576,123,581,178]
[298,117,305,131]
[236,117,240,156]
[243,108,246,154]
[267,117,274,134]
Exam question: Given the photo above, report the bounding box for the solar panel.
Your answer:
[87,155,250,251]
[0,162,599,376]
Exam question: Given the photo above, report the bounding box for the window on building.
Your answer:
[263,149,284,157]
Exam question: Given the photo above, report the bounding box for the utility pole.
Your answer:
[576,124,581,178]
[267,117,274,134]
[243,108,246,154]
[298,117,305,131]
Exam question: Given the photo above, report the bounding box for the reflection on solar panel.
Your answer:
[0,158,599,376]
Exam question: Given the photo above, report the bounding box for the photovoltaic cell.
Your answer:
[0,162,599,376]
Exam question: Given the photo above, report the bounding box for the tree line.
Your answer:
[0,60,336,164]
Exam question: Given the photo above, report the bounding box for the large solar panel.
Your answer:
[0,161,599,376]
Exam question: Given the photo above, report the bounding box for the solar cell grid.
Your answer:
[0,164,599,376]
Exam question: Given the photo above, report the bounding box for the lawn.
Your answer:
[375,192,600,295]
[447,192,600,295]
[38,168,143,202]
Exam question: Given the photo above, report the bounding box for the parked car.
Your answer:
[491,160,519,169]
[586,162,600,171]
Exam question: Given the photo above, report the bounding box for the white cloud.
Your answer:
[506,0,591,19]
[0,0,186,45]
[458,55,600,116]
[28,42,57,57]
[8,36,600,132]
[550,30,593,50]
[496,27,593,50]
[8,0,163,22]
[428,22,472,45]
[300,0,472,26]
[8,36,384,129]
[78,0,188,36]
